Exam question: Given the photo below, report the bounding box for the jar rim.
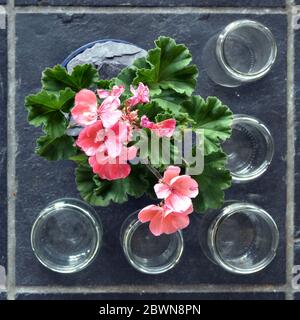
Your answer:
[31,198,102,273]
[208,202,279,274]
[229,114,274,183]
[216,20,277,82]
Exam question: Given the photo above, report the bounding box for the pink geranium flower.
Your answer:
[98,96,122,129]
[71,89,98,126]
[89,145,137,180]
[97,85,124,128]
[76,120,105,156]
[154,166,199,212]
[76,120,132,157]
[78,119,136,180]
[138,203,193,236]
[127,82,150,108]
[141,115,176,138]
[97,85,125,99]
[71,87,124,129]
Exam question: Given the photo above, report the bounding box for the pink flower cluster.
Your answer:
[138,166,199,236]
[70,83,177,181]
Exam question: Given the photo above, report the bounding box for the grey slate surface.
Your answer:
[0,26,7,287]
[15,13,287,287]
[16,292,286,300]
[14,0,285,7]
[295,16,300,266]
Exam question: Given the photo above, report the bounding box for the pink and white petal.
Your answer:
[92,162,131,180]
[106,163,131,180]
[170,175,199,198]
[149,212,164,236]
[75,89,98,109]
[76,121,103,156]
[98,96,120,113]
[154,183,171,199]
[161,215,178,235]
[88,155,105,175]
[170,213,190,231]
[111,85,125,98]
[140,115,153,129]
[100,109,122,129]
[111,121,130,143]
[95,148,110,165]
[125,146,138,161]
[165,193,192,213]
[97,89,110,99]
[138,205,163,223]
[126,96,139,108]
[162,166,181,184]
[137,83,150,103]
[71,103,98,126]
[104,130,123,158]
[182,204,194,216]
[152,119,176,138]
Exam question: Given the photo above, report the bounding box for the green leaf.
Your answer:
[137,101,164,121]
[36,135,77,161]
[69,153,89,166]
[96,79,112,89]
[42,64,99,92]
[182,96,233,155]
[25,88,75,138]
[134,36,198,96]
[192,151,232,213]
[114,66,137,93]
[151,90,186,112]
[75,164,150,206]
[75,165,112,206]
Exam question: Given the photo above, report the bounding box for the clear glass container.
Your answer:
[31,198,102,273]
[120,211,184,274]
[202,20,277,87]
[222,114,274,183]
[199,202,279,274]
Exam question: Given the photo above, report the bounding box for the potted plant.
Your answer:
[25,36,233,237]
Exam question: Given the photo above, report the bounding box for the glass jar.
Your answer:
[120,211,184,274]
[31,198,103,273]
[202,20,277,87]
[199,202,279,274]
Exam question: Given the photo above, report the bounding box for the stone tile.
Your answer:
[16,292,285,300]
[295,293,300,300]
[295,18,300,267]
[0,292,6,300]
[15,13,287,286]
[0,23,7,288]
[14,0,285,7]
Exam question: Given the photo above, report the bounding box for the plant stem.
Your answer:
[144,162,163,180]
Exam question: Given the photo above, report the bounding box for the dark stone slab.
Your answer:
[0,24,7,288]
[295,293,300,300]
[14,0,285,7]
[0,292,6,300]
[16,292,285,300]
[15,13,287,287]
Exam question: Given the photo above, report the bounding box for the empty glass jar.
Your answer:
[120,211,184,274]
[199,202,279,274]
[222,114,274,183]
[202,20,277,87]
[31,198,103,273]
